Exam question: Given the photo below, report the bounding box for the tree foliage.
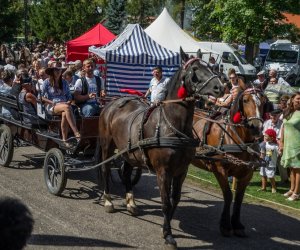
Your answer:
[190,0,300,62]
[29,0,103,42]
[126,0,157,28]
[105,0,127,34]
[0,0,23,42]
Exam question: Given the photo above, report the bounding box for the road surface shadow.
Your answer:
[28,234,134,248]
[174,197,300,249]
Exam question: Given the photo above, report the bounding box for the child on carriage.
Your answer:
[258,128,278,193]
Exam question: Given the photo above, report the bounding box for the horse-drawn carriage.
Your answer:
[0,47,268,248]
[0,93,142,196]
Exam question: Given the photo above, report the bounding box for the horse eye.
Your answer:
[243,99,248,103]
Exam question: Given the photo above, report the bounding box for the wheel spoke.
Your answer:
[49,169,55,186]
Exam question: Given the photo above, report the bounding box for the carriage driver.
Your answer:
[73,59,105,117]
[144,66,170,104]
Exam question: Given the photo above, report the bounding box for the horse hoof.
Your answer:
[220,227,232,237]
[164,235,177,250]
[127,206,139,216]
[233,229,247,238]
[104,205,115,213]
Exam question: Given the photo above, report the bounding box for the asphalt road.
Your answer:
[0,145,299,250]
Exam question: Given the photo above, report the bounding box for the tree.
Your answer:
[29,0,103,42]
[0,0,23,42]
[190,0,300,63]
[105,0,127,35]
[126,0,157,28]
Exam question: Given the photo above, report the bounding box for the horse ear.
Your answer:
[196,49,202,59]
[180,47,189,63]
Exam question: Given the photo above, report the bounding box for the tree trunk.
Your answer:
[180,0,186,28]
[245,41,255,64]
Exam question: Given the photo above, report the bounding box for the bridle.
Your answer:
[234,88,265,124]
[181,57,220,96]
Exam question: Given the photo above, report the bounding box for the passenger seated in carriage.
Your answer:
[0,69,14,117]
[73,59,105,117]
[215,70,246,108]
[41,67,80,144]
[18,73,38,124]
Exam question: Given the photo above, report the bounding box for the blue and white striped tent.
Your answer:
[89,24,180,96]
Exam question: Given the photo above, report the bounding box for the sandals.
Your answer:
[287,193,299,201]
[283,190,293,197]
[74,132,81,140]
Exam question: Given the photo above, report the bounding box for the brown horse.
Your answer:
[192,88,267,237]
[98,48,224,249]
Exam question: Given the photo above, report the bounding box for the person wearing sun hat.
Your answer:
[41,67,80,145]
[253,70,267,90]
[258,128,279,193]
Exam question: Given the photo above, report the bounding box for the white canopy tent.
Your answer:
[145,8,214,55]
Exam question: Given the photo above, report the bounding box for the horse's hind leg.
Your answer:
[122,161,138,215]
[157,169,177,249]
[213,170,233,237]
[231,171,253,237]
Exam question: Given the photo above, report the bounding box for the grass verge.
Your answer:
[187,165,300,214]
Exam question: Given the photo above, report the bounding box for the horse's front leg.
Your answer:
[157,168,177,249]
[170,171,187,220]
[231,170,253,237]
[213,167,233,237]
[122,161,138,215]
[101,143,115,213]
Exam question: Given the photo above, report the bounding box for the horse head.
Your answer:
[231,88,266,135]
[171,48,224,98]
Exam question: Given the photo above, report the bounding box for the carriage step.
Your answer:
[65,157,96,170]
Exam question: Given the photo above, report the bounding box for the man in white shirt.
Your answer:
[145,66,170,104]
[74,59,105,117]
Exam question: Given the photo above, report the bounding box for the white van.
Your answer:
[263,40,300,78]
[198,42,256,82]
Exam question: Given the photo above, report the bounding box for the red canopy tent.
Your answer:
[66,23,115,62]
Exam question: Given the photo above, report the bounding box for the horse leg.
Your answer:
[122,161,138,215]
[231,171,253,237]
[213,170,233,237]
[170,172,187,220]
[157,169,177,249]
[101,139,115,213]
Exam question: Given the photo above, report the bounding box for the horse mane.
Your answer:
[166,67,182,98]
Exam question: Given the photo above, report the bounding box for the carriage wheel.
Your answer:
[44,148,67,196]
[0,124,14,167]
[117,160,142,186]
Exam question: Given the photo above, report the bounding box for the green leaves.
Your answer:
[191,0,299,44]
[0,0,22,42]
[105,0,126,35]
[29,0,103,42]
